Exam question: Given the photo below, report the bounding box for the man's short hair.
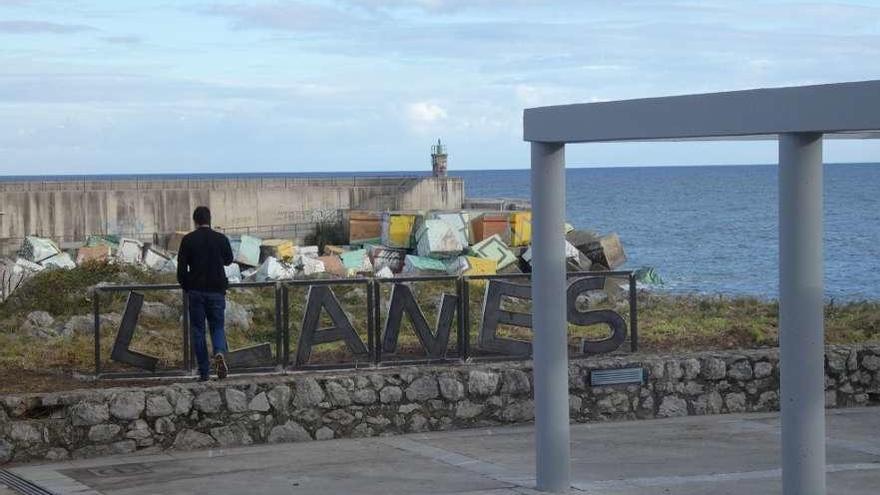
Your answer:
[193,206,211,226]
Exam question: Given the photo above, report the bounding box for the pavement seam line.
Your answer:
[572,462,880,490]
[377,437,557,491]
[733,418,880,458]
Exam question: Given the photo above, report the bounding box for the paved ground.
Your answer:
[3,407,879,494]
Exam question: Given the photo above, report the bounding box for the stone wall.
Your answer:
[2,344,879,465]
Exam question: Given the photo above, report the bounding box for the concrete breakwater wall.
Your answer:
[0,176,464,255]
[2,344,879,465]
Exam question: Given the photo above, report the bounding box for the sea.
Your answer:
[456,164,880,301]
[4,163,879,300]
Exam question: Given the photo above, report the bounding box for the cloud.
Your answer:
[202,2,354,32]
[0,72,339,104]
[0,20,95,34]
[101,35,141,45]
[342,0,565,15]
[406,101,447,125]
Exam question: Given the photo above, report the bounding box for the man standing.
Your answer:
[177,206,234,381]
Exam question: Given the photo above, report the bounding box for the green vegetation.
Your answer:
[1,261,172,319]
[0,262,878,392]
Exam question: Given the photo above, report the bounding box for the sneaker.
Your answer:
[198,375,210,382]
[213,353,228,380]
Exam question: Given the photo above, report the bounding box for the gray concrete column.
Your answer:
[530,141,570,492]
[779,132,825,495]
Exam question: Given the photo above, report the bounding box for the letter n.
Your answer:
[382,283,458,358]
[296,285,368,366]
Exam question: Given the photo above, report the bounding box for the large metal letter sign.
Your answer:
[225,343,274,368]
[478,280,533,355]
[111,291,160,372]
[382,283,458,357]
[566,277,626,354]
[296,285,368,365]
[477,276,628,356]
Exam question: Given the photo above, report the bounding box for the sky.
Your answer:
[0,0,879,175]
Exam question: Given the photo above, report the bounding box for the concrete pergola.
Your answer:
[523,80,880,494]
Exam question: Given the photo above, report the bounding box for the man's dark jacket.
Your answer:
[176,227,234,293]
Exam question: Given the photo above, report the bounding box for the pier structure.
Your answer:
[0,176,463,255]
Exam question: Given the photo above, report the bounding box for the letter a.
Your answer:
[296,285,368,366]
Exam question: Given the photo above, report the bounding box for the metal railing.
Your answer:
[92,271,637,379]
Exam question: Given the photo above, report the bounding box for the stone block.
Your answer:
[194,390,223,414]
[700,357,726,380]
[44,447,68,461]
[125,420,151,441]
[326,382,352,406]
[225,389,249,413]
[268,421,312,443]
[597,392,631,414]
[87,424,121,443]
[146,395,174,418]
[501,369,531,395]
[454,401,484,419]
[353,389,377,405]
[315,426,335,440]
[154,417,176,435]
[727,360,754,381]
[725,392,747,413]
[657,396,688,418]
[862,355,880,371]
[753,362,773,379]
[398,404,420,415]
[267,386,292,412]
[500,400,534,422]
[468,371,500,396]
[438,376,465,401]
[293,378,325,408]
[406,376,439,401]
[380,386,403,404]
[682,358,701,380]
[110,391,145,420]
[825,390,838,408]
[10,421,43,444]
[692,392,723,415]
[323,409,355,425]
[249,392,271,412]
[211,425,253,447]
[173,429,216,450]
[664,361,684,381]
[70,402,110,426]
[408,414,429,432]
[847,350,859,371]
[756,391,778,411]
[826,352,847,373]
[165,387,193,416]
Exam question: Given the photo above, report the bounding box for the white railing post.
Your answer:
[530,141,571,492]
[779,132,825,495]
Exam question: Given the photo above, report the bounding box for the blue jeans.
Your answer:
[187,290,228,377]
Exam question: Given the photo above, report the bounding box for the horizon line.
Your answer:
[0,161,876,180]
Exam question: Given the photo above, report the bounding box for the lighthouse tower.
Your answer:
[431,139,447,177]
